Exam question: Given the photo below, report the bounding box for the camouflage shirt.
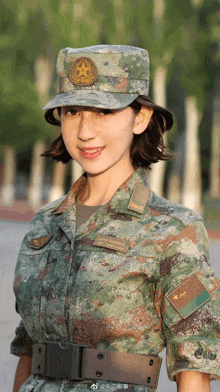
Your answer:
[11,167,220,392]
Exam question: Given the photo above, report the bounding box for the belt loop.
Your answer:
[32,344,47,376]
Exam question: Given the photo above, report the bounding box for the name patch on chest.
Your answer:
[93,234,130,253]
[167,273,211,319]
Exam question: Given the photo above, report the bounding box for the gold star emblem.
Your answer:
[77,61,89,77]
[173,294,179,301]
[69,57,97,86]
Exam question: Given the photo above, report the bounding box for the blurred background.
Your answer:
[1,1,220,391]
[0,0,220,233]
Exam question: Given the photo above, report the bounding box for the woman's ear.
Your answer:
[133,106,153,135]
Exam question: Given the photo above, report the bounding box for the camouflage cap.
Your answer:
[43,45,149,111]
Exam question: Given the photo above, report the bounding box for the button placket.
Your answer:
[91,383,99,390]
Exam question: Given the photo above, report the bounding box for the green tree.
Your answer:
[179,0,220,212]
[0,0,103,205]
[0,1,47,204]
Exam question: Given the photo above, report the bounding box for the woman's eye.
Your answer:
[61,108,78,116]
[66,109,77,116]
[99,109,113,115]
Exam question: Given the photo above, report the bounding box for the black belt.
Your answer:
[32,342,162,389]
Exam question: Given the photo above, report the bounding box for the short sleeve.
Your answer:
[155,219,220,381]
[10,319,33,357]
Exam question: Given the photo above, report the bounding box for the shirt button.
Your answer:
[91,383,99,390]
[73,327,79,335]
[195,349,204,359]
[208,351,216,360]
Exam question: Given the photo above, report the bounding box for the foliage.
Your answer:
[175,0,220,110]
[0,0,102,150]
[0,0,51,148]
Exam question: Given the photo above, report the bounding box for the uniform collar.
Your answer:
[52,174,87,214]
[52,167,151,218]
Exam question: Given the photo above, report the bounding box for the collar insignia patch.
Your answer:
[29,234,52,249]
[127,183,150,214]
[167,273,211,319]
[93,234,130,254]
[69,57,97,86]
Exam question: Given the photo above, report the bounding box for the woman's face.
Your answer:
[60,105,151,176]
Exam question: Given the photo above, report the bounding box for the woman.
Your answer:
[11,45,220,392]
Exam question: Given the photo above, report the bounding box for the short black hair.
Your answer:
[42,95,174,168]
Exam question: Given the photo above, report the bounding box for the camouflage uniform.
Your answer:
[11,168,220,392]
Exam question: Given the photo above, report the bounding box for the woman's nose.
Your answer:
[77,112,97,141]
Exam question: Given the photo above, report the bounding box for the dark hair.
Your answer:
[42,96,174,168]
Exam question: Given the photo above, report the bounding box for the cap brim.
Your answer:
[43,90,138,111]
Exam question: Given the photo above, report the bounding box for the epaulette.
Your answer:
[36,195,67,215]
[148,191,203,226]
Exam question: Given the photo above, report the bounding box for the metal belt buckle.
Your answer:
[33,342,87,380]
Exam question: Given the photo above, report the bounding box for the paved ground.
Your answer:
[1,220,220,392]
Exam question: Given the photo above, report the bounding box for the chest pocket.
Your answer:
[15,234,53,282]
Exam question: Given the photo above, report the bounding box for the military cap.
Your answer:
[43,44,149,111]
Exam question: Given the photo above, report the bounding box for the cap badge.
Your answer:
[69,57,97,86]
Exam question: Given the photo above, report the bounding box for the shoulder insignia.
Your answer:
[29,234,52,249]
[93,234,130,254]
[127,183,150,214]
[167,273,211,319]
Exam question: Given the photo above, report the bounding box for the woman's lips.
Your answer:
[79,147,105,159]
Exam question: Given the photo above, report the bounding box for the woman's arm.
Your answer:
[13,355,32,392]
[175,371,211,392]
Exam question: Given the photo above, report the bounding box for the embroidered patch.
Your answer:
[29,234,52,249]
[167,273,211,319]
[93,234,130,254]
[69,57,97,86]
[127,183,150,214]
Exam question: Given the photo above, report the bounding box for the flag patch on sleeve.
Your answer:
[167,273,211,319]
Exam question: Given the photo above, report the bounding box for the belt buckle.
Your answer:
[46,342,87,380]
[36,342,87,380]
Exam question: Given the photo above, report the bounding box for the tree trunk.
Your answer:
[49,161,67,203]
[153,0,165,36]
[148,66,167,197]
[28,141,46,209]
[167,133,185,203]
[0,146,16,206]
[35,56,53,104]
[71,161,83,184]
[113,0,125,41]
[182,97,203,214]
[210,95,220,198]
[28,56,53,209]
[190,0,203,8]
[167,173,181,203]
